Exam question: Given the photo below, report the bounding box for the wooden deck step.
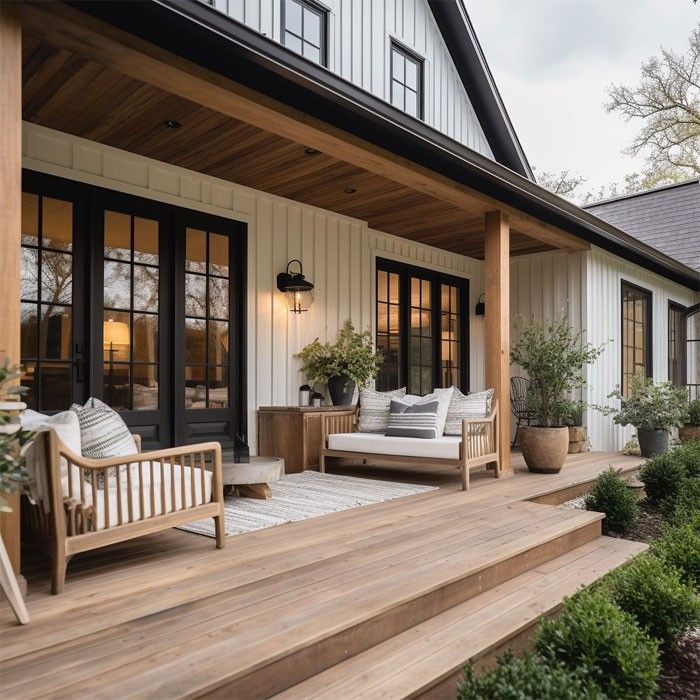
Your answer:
[1,503,602,699]
[274,537,647,700]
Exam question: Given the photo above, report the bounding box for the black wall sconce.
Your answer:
[277,259,314,313]
[475,293,485,316]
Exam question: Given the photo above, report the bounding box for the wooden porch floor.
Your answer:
[0,452,644,699]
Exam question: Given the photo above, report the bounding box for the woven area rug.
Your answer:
[178,471,437,538]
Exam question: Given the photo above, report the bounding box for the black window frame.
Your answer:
[281,0,328,68]
[620,280,653,397]
[668,301,687,388]
[390,39,424,120]
[375,257,469,394]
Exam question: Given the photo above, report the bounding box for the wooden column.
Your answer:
[484,211,511,476]
[0,2,23,576]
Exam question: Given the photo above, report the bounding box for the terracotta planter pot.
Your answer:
[679,425,700,443]
[519,426,569,473]
[567,426,587,454]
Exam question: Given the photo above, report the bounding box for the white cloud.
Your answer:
[466,0,699,190]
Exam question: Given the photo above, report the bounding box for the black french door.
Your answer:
[21,171,246,450]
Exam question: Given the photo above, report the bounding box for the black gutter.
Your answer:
[427,0,533,180]
[66,0,699,291]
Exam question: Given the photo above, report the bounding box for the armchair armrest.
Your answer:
[461,399,499,461]
[321,408,358,445]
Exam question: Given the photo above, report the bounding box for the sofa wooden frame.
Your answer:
[319,400,501,490]
[23,430,225,594]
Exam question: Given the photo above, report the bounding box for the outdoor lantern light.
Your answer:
[475,293,485,316]
[277,259,314,314]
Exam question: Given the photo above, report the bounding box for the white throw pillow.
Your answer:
[404,387,454,435]
[357,387,406,433]
[444,388,494,436]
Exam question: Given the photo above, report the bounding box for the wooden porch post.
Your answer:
[0,2,23,576]
[484,211,511,476]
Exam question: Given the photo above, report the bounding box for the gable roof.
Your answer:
[585,180,700,273]
[427,1,533,180]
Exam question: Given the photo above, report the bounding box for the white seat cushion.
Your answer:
[327,432,461,460]
[85,463,213,530]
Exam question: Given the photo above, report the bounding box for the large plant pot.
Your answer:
[637,428,670,457]
[327,376,356,406]
[679,425,700,443]
[519,426,569,474]
[567,426,587,454]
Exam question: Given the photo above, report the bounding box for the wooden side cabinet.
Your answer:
[257,406,352,473]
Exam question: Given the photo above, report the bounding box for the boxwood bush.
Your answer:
[668,476,700,526]
[640,452,688,506]
[584,467,638,534]
[650,522,700,591]
[534,590,659,699]
[457,651,602,700]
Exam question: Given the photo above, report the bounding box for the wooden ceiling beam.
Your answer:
[20,2,588,254]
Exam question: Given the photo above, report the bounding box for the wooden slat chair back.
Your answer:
[510,376,534,448]
[22,430,225,594]
[320,400,500,490]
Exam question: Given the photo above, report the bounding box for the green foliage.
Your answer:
[640,441,700,508]
[669,477,700,527]
[605,554,700,645]
[674,440,700,478]
[650,522,700,590]
[606,376,689,431]
[534,590,660,700]
[686,399,700,426]
[297,321,382,387]
[457,651,602,700]
[510,314,606,427]
[584,468,639,534]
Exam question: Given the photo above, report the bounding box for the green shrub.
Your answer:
[534,590,659,700]
[457,651,602,700]
[584,467,638,534]
[666,476,700,524]
[606,554,700,645]
[685,401,700,426]
[672,440,700,478]
[639,452,687,506]
[650,522,700,590]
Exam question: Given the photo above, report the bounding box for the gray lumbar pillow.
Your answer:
[357,387,406,433]
[385,397,440,439]
[443,388,494,436]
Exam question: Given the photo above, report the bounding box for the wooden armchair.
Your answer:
[23,430,225,594]
[320,400,501,490]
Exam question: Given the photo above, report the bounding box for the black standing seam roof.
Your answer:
[63,0,700,291]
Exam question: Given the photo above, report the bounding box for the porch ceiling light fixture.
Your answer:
[343,187,357,194]
[277,259,314,314]
[475,293,485,316]
[164,120,182,129]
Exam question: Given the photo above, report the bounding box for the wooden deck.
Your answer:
[0,451,645,699]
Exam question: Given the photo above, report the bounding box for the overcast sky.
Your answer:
[466,1,698,191]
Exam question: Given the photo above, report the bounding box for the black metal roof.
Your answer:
[586,180,700,273]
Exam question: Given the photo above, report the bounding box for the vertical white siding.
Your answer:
[23,123,484,452]
[586,247,699,451]
[206,0,494,159]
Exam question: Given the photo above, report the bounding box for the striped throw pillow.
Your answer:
[443,388,494,436]
[385,398,440,439]
[70,398,137,487]
[357,387,406,433]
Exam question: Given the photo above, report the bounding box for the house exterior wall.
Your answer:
[22,122,485,453]
[206,0,494,157]
[585,246,699,451]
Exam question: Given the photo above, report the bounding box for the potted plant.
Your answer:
[679,399,700,443]
[510,315,605,473]
[607,377,689,457]
[297,321,382,405]
[565,401,587,454]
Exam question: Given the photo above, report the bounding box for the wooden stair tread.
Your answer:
[274,537,647,700]
[2,505,602,699]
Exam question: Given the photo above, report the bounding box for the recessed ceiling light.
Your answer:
[304,147,320,155]
[164,120,182,129]
[343,187,357,194]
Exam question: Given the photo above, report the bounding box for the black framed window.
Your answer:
[376,258,468,394]
[621,281,652,397]
[282,0,327,66]
[668,302,687,387]
[391,41,423,119]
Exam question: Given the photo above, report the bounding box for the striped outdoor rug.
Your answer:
[178,471,437,538]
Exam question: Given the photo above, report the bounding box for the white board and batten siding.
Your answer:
[586,246,699,452]
[23,123,485,453]
[206,0,494,157]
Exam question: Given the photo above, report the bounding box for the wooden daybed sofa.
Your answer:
[23,430,225,593]
[320,400,500,490]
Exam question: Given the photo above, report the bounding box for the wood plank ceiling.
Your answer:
[22,36,552,259]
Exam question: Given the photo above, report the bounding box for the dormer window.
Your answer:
[391,41,423,119]
[283,0,327,67]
